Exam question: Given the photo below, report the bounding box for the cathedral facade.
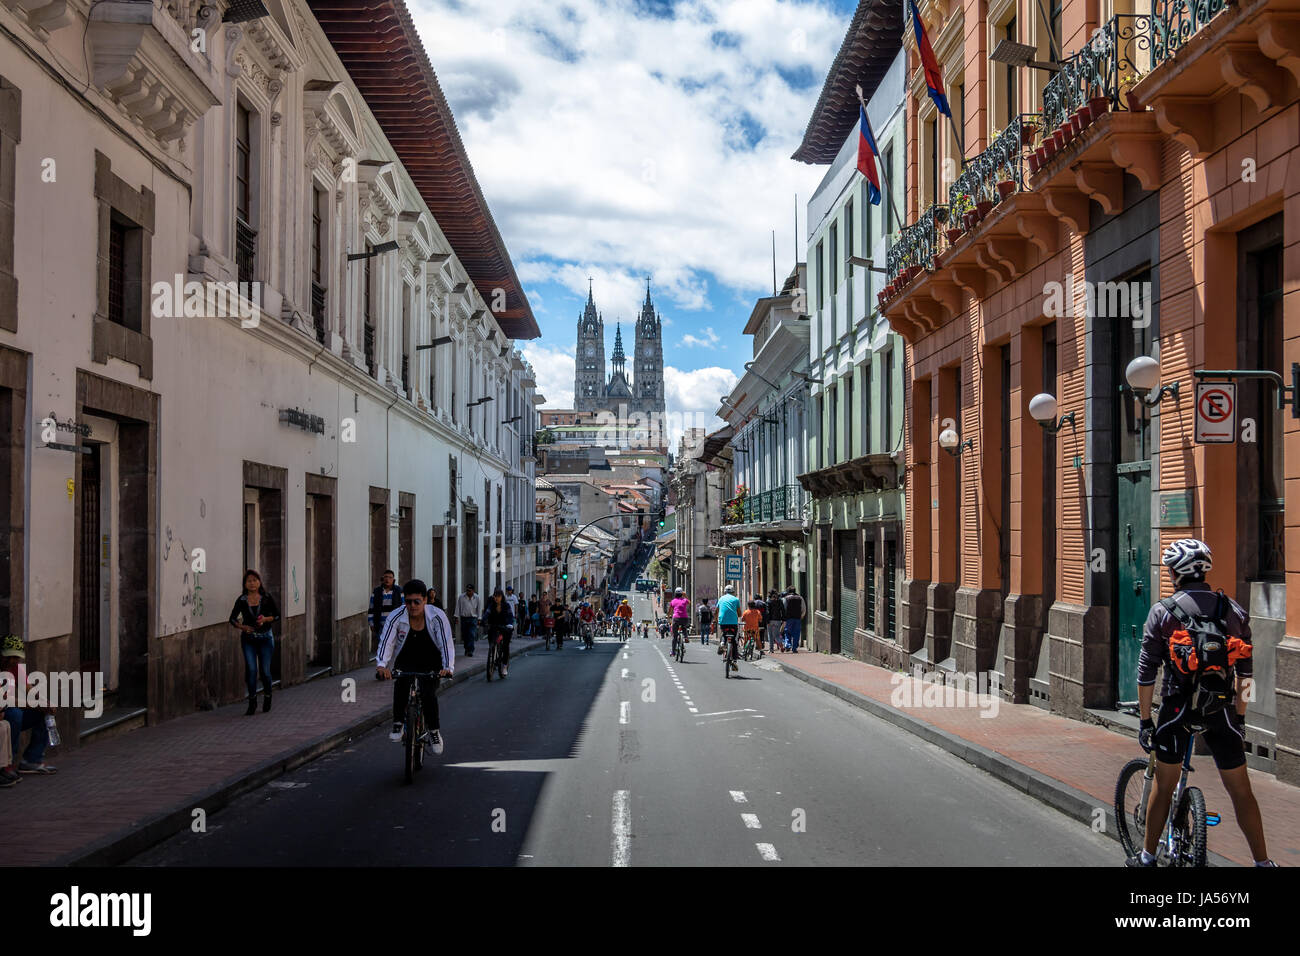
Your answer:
[573,282,666,425]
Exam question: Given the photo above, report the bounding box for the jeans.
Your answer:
[241,632,275,698]
[783,618,801,651]
[766,621,783,651]
[699,621,711,644]
[392,673,440,730]
[5,706,49,765]
[460,616,478,655]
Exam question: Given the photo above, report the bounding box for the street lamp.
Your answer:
[848,256,889,274]
[1028,392,1077,433]
[415,335,453,351]
[938,427,973,457]
[346,240,399,262]
[743,362,781,390]
[1125,355,1180,407]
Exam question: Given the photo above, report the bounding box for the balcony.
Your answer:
[1151,0,1230,69]
[364,322,376,376]
[506,520,541,545]
[721,484,808,537]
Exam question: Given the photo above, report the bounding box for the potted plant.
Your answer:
[1020,120,1038,146]
[933,204,950,225]
[975,192,994,218]
[1089,93,1110,120]
[1051,127,1065,151]
[995,162,1016,200]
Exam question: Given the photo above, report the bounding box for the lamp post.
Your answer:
[938,427,973,457]
[1028,392,1077,433]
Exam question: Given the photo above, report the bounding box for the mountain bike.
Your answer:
[671,620,687,662]
[742,630,757,661]
[392,669,440,784]
[1114,714,1217,866]
[485,627,511,681]
[721,625,738,678]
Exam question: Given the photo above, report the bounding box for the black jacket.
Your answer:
[369,584,405,628]
[230,591,281,636]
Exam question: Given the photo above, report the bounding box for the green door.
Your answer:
[1116,462,1151,704]
[837,532,857,656]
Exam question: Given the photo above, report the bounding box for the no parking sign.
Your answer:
[1194,381,1235,443]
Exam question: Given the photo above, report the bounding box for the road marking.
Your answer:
[730,791,747,803]
[696,709,757,718]
[619,701,630,724]
[696,715,767,725]
[612,791,631,867]
[741,813,761,829]
[756,843,780,862]
[621,668,628,679]
[688,707,698,713]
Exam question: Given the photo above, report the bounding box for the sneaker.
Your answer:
[390,722,404,742]
[0,768,19,788]
[501,664,508,677]
[428,730,444,755]
[18,762,56,774]
[1255,859,1279,867]
[1125,853,1156,867]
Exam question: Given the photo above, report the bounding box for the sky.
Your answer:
[410,0,857,446]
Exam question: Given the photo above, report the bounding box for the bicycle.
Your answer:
[671,620,687,663]
[582,620,595,650]
[721,625,738,678]
[741,630,757,661]
[1114,713,1218,867]
[392,669,442,784]
[485,627,511,681]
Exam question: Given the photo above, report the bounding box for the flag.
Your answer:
[857,104,882,206]
[909,0,950,118]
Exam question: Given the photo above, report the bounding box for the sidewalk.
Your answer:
[772,649,1299,867]
[4,637,543,867]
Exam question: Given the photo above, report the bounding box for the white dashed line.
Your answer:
[756,843,780,862]
[730,791,748,803]
[612,791,631,867]
[696,709,757,718]
[619,701,630,724]
[621,668,629,679]
[741,813,762,829]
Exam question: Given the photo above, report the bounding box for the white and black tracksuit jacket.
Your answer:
[376,604,457,674]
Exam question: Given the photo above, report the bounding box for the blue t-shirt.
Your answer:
[716,594,741,626]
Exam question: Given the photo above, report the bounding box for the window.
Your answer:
[863,362,873,455]
[1049,0,1062,57]
[235,103,256,284]
[884,145,895,236]
[816,240,825,312]
[845,198,855,273]
[882,349,894,454]
[93,151,154,374]
[1005,18,1018,128]
[830,222,839,337]
[927,118,937,209]
[817,395,825,469]
[845,375,854,460]
[363,245,376,376]
[829,384,839,463]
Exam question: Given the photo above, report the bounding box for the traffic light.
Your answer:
[657,508,666,529]
[561,571,568,581]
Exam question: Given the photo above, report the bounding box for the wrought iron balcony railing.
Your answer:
[1151,0,1227,69]
[948,113,1040,212]
[235,218,257,285]
[886,204,941,284]
[723,485,807,525]
[364,322,376,376]
[1042,15,1151,134]
[506,520,541,545]
[311,281,327,344]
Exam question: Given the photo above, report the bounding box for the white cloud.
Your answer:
[410,0,841,315]
[664,364,738,448]
[522,343,576,408]
[681,326,721,349]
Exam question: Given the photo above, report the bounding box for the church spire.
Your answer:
[582,278,598,324]
[611,323,626,367]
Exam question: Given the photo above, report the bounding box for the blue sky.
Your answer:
[411,0,858,436]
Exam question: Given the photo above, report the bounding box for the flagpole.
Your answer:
[855,85,904,233]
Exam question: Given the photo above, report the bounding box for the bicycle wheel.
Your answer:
[1113,757,1152,858]
[1171,787,1208,867]
[413,701,425,774]
[403,695,416,784]
[486,642,495,681]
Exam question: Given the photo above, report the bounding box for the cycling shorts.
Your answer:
[1153,696,1246,771]
[671,618,689,635]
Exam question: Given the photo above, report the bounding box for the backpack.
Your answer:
[1160,592,1252,717]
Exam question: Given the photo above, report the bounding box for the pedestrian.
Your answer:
[0,714,16,787]
[229,570,280,715]
[484,588,516,675]
[698,599,712,645]
[425,584,443,611]
[504,585,519,621]
[1,634,56,775]
[367,570,404,652]
[553,603,569,648]
[766,589,786,653]
[782,586,805,652]
[455,583,481,657]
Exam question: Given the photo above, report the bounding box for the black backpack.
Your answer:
[1160,592,1249,717]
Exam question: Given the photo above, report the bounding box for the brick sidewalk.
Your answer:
[773,650,1299,867]
[3,638,542,866]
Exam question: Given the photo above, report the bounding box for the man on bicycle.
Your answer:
[1127,539,1276,867]
[669,587,691,653]
[579,601,596,647]
[615,598,633,639]
[376,581,455,755]
[716,584,741,673]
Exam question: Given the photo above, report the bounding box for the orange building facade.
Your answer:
[881,0,1300,782]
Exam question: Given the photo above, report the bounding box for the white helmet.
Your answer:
[1161,538,1213,579]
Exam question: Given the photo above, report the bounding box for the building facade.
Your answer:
[794,4,910,660]
[0,0,538,742]
[880,0,1300,780]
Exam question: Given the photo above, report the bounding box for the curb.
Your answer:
[56,639,547,867]
[774,659,1236,867]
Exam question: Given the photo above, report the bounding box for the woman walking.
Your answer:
[230,570,280,715]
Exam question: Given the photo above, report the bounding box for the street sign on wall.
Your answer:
[724,554,743,580]
[1194,381,1235,443]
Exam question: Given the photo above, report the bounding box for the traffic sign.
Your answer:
[1194,381,1235,443]
[724,554,743,580]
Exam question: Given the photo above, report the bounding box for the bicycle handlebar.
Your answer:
[390,669,452,678]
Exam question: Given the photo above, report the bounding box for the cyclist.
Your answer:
[741,600,764,660]
[615,598,634,640]
[1127,538,1276,867]
[376,580,455,755]
[483,588,515,676]
[579,601,596,648]
[716,584,741,672]
[669,587,691,654]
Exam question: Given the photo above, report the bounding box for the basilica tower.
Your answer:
[573,281,605,413]
[632,280,666,418]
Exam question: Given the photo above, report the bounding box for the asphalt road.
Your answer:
[131,634,1118,866]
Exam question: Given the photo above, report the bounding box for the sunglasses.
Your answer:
[404,598,424,607]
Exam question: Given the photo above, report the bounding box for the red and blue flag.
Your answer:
[857,104,881,206]
[909,0,950,118]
